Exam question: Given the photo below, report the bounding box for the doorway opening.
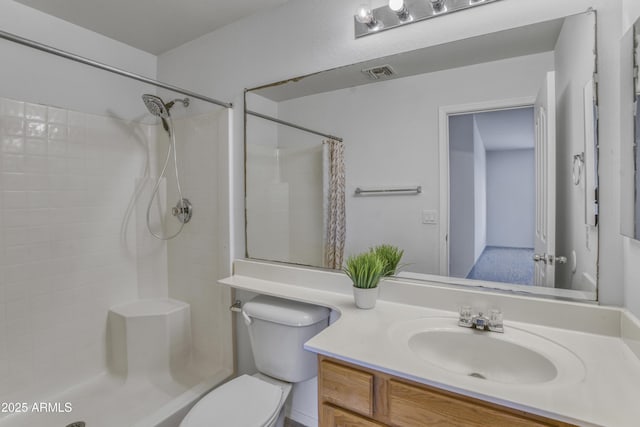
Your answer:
[448,107,535,285]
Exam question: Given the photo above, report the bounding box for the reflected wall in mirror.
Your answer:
[621,18,640,241]
[245,11,599,300]
[637,21,640,240]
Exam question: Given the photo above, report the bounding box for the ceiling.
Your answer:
[14,0,291,55]
[253,18,563,102]
[474,107,535,151]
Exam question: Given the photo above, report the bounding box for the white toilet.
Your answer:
[180,295,330,427]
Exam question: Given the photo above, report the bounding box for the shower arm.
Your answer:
[165,98,190,109]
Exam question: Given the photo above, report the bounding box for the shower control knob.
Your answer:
[172,198,193,224]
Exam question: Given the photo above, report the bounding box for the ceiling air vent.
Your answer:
[361,64,396,80]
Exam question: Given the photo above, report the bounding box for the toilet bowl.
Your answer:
[180,295,329,427]
[180,373,292,427]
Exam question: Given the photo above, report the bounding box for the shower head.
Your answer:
[142,94,170,119]
[142,94,190,135]
[142,94,190,119]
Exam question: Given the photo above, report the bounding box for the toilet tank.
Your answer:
[242,295,330,383]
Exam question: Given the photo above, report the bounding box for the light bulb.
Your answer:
[389,0,404,12]
[355,3,374,24]
[389,0,410,20]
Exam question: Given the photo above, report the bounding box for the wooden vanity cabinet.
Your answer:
[318,355,575,427]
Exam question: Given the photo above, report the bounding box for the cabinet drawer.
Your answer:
[322,404,385,427]
[320,360,374,417]
[389,380,558,427]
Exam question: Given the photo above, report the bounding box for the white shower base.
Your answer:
[0,299,232,427]
[0,367,231,427]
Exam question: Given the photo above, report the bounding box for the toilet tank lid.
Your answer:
[243,295,330,326]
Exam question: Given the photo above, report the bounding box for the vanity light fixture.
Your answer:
[354,0,502,38]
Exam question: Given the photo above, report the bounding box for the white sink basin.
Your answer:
[389,317,585,386]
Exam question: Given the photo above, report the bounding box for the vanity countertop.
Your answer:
[220,261,640,427]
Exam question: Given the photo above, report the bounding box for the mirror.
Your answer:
[622,18,640,240]
[245,11,599,300]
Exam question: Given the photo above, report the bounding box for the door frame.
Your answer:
[438,96,536,276]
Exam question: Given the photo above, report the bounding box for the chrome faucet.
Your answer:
[458,308,504,333]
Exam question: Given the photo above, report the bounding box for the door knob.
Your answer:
[533,253,547,263]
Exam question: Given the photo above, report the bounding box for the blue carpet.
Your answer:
[467,246,534,286]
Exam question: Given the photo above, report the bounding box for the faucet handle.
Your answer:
[487,309,504,333]
[473,312,488,329]
[458,305,473,327]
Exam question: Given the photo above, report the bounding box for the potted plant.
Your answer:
[343,252,385,309]
[371,244,404,277]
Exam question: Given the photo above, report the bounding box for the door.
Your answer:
[534,71,556,287]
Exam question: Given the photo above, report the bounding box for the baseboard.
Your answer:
[286,407,318,427]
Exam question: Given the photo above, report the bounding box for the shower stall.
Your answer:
[0,27,234,427]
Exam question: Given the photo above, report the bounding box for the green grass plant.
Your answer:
[343,252,385,289]
[371,244,404,277]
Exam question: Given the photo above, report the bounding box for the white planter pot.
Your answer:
[353,286,379,309]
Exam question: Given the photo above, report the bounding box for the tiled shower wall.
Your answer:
[167,109,233,373]
[0,96,153,402]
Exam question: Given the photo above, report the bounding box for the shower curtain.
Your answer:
[323,139,346,269]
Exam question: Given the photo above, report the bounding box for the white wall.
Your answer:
[449,114,477,278]
[554,12,599,290]
[486,149,535,248]
[620,24,636,241]
[276,53,552,275]
[473,117,487,261]
[0,1,157,120]
[636,108,640,240]
[623,0,640,30]
[595,0,624,308]
[623,0,640,320]
[157,0,628,422]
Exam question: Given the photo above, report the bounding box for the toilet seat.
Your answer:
[180,375,283,427]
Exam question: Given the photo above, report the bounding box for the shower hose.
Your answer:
[146,115,187,240]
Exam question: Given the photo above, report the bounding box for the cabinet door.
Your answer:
[389,380,556,427]
[322,404,386,427]
[320,359,374,417]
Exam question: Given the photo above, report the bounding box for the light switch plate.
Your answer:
[422,210,437,225]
